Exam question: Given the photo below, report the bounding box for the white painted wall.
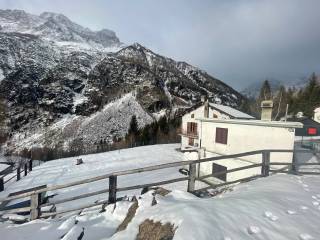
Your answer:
[199,121,296,181]
[181,105,230,149]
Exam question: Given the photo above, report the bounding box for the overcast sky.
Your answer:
[1,0,320,90]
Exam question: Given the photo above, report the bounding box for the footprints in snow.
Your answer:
[264,211,278,221]
[286,210,296,215]
[299,233,314,240]
[247,226,261,235]
[300,206,309,211]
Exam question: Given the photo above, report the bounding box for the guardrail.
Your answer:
[0,149,319,221]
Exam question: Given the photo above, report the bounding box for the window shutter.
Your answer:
[216,127,228,144]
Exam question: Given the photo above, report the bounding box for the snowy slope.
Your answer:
[0,144,320,240]
[8,93,154,152]
[0,160,319,239]
[0,144,193,211]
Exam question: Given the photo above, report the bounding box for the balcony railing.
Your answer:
[179,129,199,139]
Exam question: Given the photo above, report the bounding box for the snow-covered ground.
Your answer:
[0,144,319,240]
[0,144,202,211]
[1,173,320,239]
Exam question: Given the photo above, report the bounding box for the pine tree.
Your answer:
[158,116,169,134]
[127,115,139,147]
[0,97,8,143]
[128,115,139,136]
[259,80,272,101]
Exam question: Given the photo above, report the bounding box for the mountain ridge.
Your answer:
[0,9,246,156]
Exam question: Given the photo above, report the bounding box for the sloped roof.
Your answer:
[209,103,255,119]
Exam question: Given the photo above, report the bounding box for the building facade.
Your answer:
[181,101,255,149]
[181,102,303,182]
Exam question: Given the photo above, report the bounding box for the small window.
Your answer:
[191,114,194,118]
[213,113,218,118]
[308,128,317,135]
[215,127,228,144]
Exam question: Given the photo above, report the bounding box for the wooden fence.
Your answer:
[0,149,319,221]
[0,159,33,192]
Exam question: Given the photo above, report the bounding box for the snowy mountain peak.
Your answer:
[0,9,121,48]
[39,11,68,20]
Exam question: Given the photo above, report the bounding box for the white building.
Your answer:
[181,101,254,148]
[181,101,303,182]
[314,107,320,123]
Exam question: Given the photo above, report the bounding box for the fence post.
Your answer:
[17,166,21,181]
[291,152,297,174]
[30,193,42,220]
[261,151,270,177]
[0,177,4,192]
[24,164,28,176]
[29,160,33,172]
[108,175,117,204]
[187,163,197,192]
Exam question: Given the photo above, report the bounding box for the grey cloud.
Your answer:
[1,0,320,90]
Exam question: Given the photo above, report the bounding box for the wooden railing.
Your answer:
[0,160,33,192]
[0,149,319,221]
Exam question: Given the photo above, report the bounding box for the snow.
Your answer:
[0,144,320,239]
[72,93,88,110]
[0,144,200,211]
[2,174,319,240]
[6,93,154,152]
[0,163,10,172]
[113,174,320,240]
[0,68,4,82]
[209,103,255,119]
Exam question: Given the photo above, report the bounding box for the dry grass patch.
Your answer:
[136,219,176,240]
[116,198,139,232]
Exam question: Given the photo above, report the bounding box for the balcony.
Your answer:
[179,129,199,139]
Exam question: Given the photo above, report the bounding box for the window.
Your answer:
[213,113,218,118]
[187,122,198,134]
[188,138,194,146]
[191,114,195,118]
[308,128,317,135]
[215,127,228,144]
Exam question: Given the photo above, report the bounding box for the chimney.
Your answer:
[204,99,209,118]
[261,100,273,121]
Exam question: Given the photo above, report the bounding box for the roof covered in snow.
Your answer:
[209,103,255,119]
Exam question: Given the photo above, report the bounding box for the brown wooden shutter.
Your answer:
[216,127,228,144]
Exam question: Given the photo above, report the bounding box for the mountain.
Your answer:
[0,9,246,156]
[0,9,120,47]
